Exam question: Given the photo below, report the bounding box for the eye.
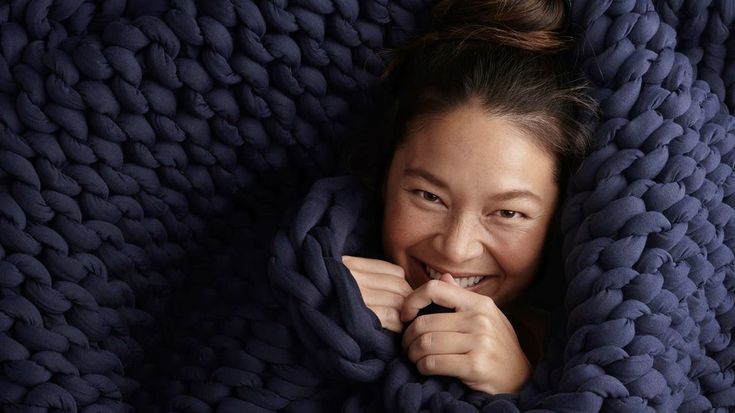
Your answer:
[497,209,520,218]
[418,190,442,203]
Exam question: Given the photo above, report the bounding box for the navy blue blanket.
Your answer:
[1,0,734,411]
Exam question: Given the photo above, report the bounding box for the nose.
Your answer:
[434,213,485,264]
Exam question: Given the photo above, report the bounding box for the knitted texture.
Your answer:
[269,0,735,411]
[0,0,428,410]
[1,0,734,412]
[564,1,735,410]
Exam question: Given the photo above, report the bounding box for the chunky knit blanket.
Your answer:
[1,0,734,412]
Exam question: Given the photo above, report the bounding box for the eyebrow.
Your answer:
[404,168,448,189]
[490,189,542,203]
[403,168,543,203]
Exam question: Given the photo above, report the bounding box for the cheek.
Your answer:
[382,196,434,260]
[383,199,414,251]
[492,226,549,280]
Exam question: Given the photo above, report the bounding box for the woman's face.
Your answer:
[382,104,559,307]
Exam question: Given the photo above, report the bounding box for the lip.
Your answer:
[411,257,495,291]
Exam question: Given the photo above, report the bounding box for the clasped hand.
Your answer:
[342,255,531,394]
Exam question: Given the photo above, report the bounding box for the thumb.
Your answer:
[440,273,458,285]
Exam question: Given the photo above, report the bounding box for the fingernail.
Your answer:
[441,273,458,285]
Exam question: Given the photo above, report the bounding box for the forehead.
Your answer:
[397,106,557,191]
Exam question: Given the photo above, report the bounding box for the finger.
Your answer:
[415,354,469,378]
[441,273,458,286]
[400,279,481,322]
[342,256,406,278]
[406,331,473,363]
[369,305,404,333]
[351,270,413,297]
[402,312,470,349]
[360,287,406,308]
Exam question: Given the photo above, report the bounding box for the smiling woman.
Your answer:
[382,106,559,306]
[341,0,596,395]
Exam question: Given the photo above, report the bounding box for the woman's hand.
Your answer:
[342,255,413,333]
[401,274,531,394]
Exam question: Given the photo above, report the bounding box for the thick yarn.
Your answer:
[1,0,733,412]
[270,1,735,411]
[0,0,426,410]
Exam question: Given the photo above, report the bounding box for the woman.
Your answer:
[341,0,596,395]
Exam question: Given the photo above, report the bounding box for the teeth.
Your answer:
[426,265,442,280]
[456,276,484,288]
[425,265,485,288]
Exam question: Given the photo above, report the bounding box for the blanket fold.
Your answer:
[1,0,734,412]
[263,176,538,412]
[262,1,735,411]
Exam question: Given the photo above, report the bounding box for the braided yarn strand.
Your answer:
[1,0,734,412]
[272,0,735,411]
[0,0,426,411]
[657,0,735,110]
[560,0,735,411]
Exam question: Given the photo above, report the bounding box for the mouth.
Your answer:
[415,259,493,290]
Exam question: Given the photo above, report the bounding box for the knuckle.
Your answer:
[468,355,486,377]
[418,333,433,352]
[381,307,400,324]
[418,356,436,374]
[371,306,388,323]
[480,296,497,312]
[477,334,493,349]
[414,315,429,333]
[386,317,403,333]
[357,286,368,300]
[472,313,492,330]
[391,294,405,307]
[426,279,443,292]
[350,270,364,284]
[342,257,358,271]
